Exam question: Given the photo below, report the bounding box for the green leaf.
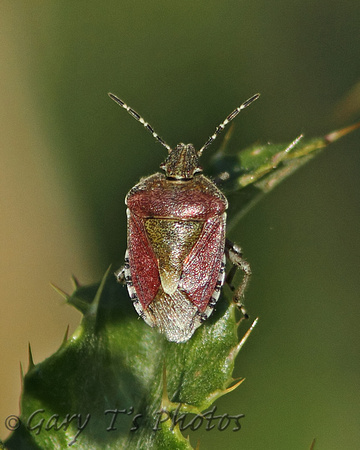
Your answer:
[6,270,256,449]
[5,121,359,449]
[209,121,360,229]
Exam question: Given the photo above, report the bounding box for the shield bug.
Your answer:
[109,92,259,343]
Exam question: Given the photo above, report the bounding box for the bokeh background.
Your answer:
[1,2,359,449]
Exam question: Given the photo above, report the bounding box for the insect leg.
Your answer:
[225,238,251,318]
[115,266,125,284]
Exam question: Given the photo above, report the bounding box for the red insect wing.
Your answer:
[179,215,226,311]
[127,211,160,308]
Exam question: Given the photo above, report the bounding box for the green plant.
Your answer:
[3,122,359,449]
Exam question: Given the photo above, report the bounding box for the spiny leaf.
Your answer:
[209,121,360,229]
[6,275,255,449]
[5,122,359,449]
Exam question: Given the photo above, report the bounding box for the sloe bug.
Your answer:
[110,92,259,343]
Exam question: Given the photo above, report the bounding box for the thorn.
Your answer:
[28,342,35,370]
[92,265,111,310]
[324,120,360,143]
[71,275,81,289]
[225,377,246,394]
[50,282,70,300]
[218,123,235,154]
[89,265,112,329]
[235,317,258,356]
[62,324,70,345]
[310,438,316,450]
[20,362,24,384]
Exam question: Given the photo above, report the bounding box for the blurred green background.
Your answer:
[1,1,359,449]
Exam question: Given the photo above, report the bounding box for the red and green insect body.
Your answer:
[109,92,259,343]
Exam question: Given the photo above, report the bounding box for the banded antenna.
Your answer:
[108,93,172,152]
[109,92,260,156]
[198,93,260,155]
